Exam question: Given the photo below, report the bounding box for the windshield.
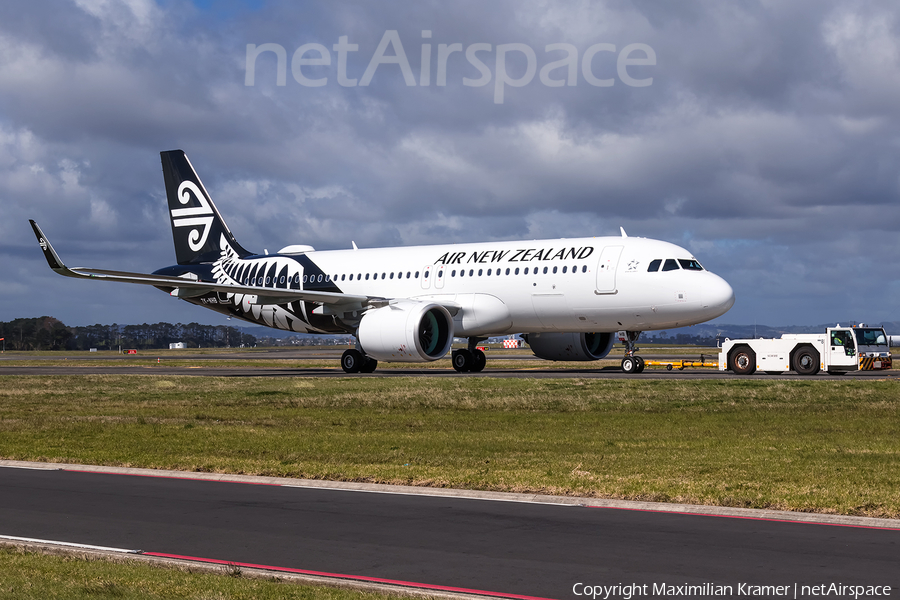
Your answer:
[678,259,704,271]
[854,328,888,347]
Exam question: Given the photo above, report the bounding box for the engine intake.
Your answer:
[527,332,615,361]
[358,301,454,362]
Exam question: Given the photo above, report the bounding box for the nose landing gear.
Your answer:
[619,331,645,374]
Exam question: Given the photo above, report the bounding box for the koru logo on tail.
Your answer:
[171,181,214,251]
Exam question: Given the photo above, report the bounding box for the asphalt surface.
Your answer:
[1,465,897,599]
[3,347,897,379]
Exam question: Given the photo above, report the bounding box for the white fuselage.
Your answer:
[227,234,734,336]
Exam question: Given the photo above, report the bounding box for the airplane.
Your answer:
[30,150,735,374]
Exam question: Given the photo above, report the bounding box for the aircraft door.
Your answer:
[435,265,446,289]
[595,245,623,293]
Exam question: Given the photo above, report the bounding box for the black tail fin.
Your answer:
[161,150,253,265]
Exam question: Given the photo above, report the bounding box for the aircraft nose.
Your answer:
[704,274,735,317]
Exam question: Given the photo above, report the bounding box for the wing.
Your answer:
[29,220,373,307]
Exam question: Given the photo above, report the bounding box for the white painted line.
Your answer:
[0,535,141,554]
[0,464,60,471]
[279,484,578,506]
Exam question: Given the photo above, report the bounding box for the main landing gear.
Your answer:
[620,331,645,374]
[451,337,487,373]
[341,348,378,373]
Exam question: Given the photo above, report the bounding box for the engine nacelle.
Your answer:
[357,301,454,362]
[527,332,615,361]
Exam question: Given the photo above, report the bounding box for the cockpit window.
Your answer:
[678,259,704,271]
[648,259,661,272]
[662,259,680,271]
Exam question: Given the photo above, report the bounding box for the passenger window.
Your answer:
[469,269,474,276]
[662,259,680,272]
[648,259,662,272]
[506,268,510,275]
[562,266,567,273]
[423,271,428,278]
[552,266,557,274]
[451,270,456,277]
[478,269,483,276]
[678,259,704,271]
[487,269,492,276]
[581,265,587,273]
[543,266,548,274]
[459,270,465,277]
[406,271,411,278]
[515,268,520,275]
[524,267,529,275]
[365,274,370,280]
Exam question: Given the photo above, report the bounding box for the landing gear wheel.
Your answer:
[792,346,820,376]
[341,349,363,373]
[471,349,486,373]
[452,349,473,373]
[622,356,637,374]
[635,356,645,373]
[730,346,756,375]
[360,357,378,373]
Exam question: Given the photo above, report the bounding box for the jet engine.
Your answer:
[527,332,615,361]
[357,301,454,362]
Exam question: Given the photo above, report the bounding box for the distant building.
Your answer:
[169,342,186,349]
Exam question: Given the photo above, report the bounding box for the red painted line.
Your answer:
[143,552,555,600]
[586,505,900,531]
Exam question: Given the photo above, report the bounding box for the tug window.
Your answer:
[648,259,662,272]
[662,259,680,272]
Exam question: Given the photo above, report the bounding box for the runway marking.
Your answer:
[280,484,579,506]
[0,534,141,554]
[143,552,555,600]
[588,505,900,531]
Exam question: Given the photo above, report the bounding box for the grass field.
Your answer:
[1,374,898,517]
[0,547,406,600]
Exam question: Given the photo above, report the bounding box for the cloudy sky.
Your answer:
[1,0,898,329]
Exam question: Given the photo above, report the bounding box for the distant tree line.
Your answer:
[0,317,256,351]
